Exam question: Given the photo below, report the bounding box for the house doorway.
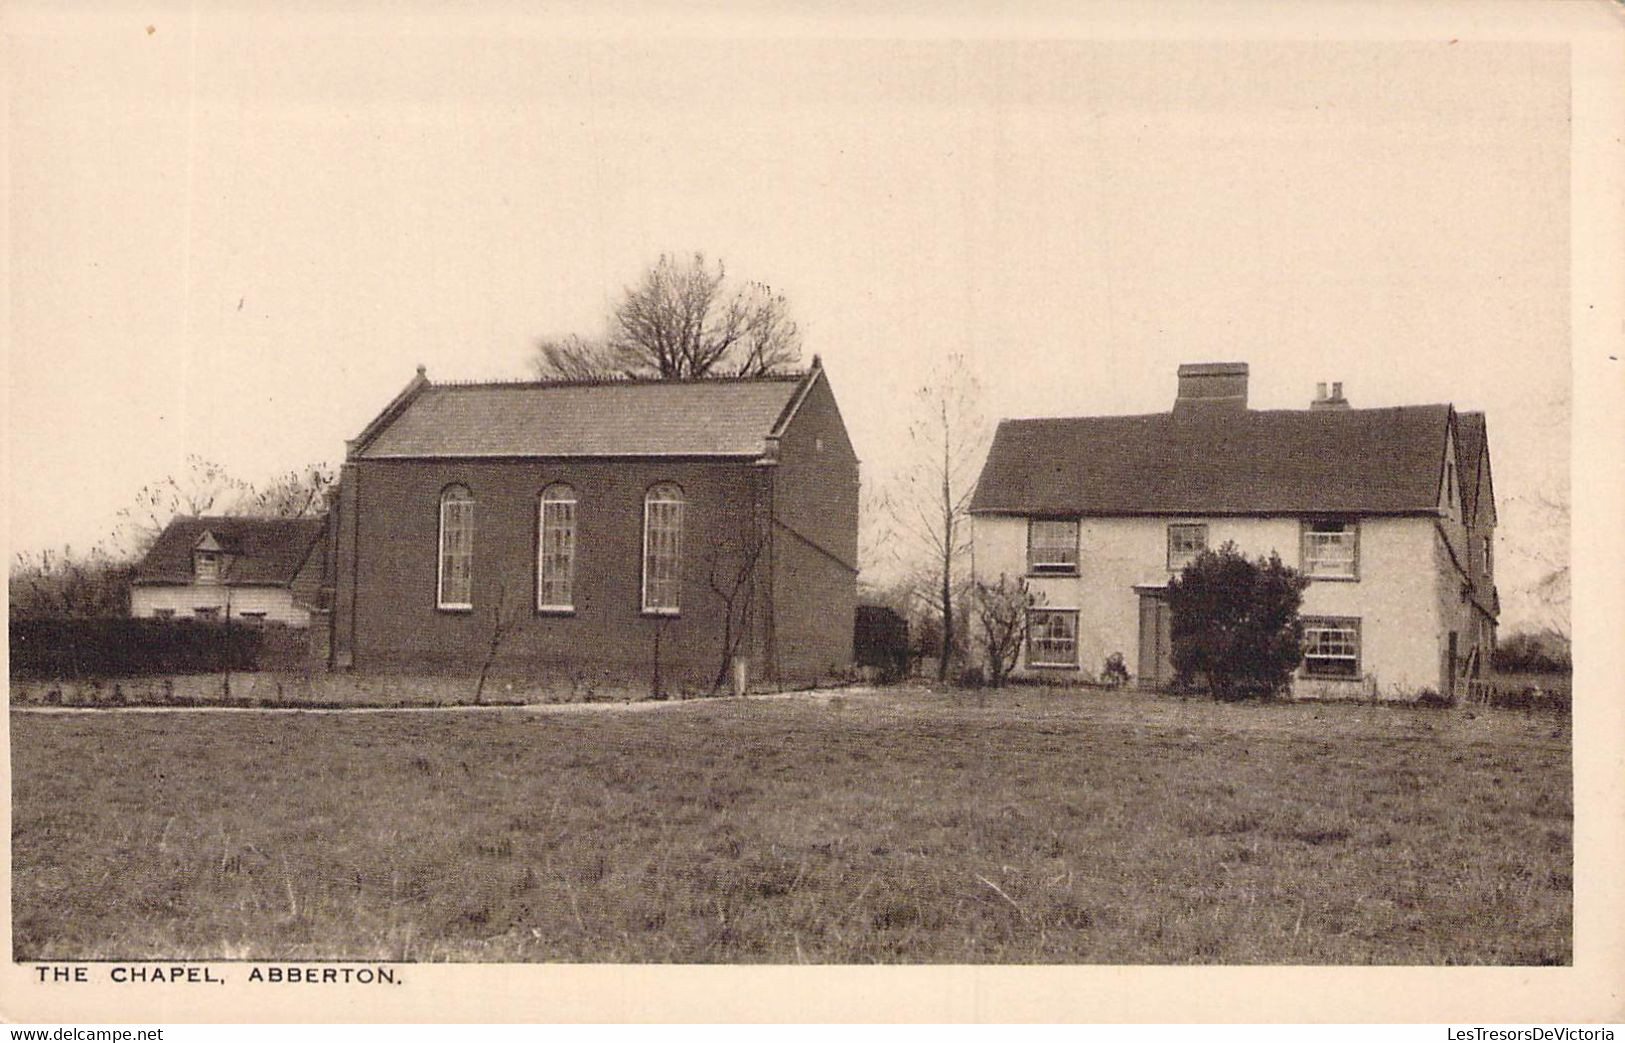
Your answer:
[1135,585,1174,689]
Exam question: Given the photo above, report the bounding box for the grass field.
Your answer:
[10,687,1571,964]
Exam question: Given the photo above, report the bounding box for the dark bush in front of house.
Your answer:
[1168,543,1311,701]
[9,618,310,680]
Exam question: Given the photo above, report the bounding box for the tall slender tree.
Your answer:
[882,354,990,681]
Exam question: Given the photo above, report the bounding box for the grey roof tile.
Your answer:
[357,376,805,459]
[971,405,1455,516]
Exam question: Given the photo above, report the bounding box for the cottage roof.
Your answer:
[352,368,818,460]
[970,404,1456,516]
[132,516,325,586]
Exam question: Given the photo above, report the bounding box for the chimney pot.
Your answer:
[1332,381,1343,399]
[1316,382,1328,401]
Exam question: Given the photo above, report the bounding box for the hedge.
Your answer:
[9,618,314,679]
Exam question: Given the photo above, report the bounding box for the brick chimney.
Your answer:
[1311,380,1350,410]
[1173,362,1249,415]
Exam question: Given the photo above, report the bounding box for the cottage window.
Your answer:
[1027,520,1080,574]
[194,551,220,583]
[1167,523,1208,572]
[238,611,267,626]
[1301,519,1358,579]
[194,607,220,621]
[153,609,175,619]
[1026,609,1079,668]
[1303,618,1361,678]
[538,483,577,611]
[642,483,684,614]
[438,485,475,610]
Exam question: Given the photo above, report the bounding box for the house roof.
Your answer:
[352,367,818,460]
[1457,411,1486,518]
[970,404,1456,516]
[132,516,326,586]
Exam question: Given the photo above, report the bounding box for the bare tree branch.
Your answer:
[527,253,803,380]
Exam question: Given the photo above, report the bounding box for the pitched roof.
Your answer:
[1457,411,1486,518]
[970,405,1455,516]
[354,370,813,460]
[132,516,326,586]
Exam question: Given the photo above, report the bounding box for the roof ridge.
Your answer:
[998,403,1454,424]
[431,370,810,390]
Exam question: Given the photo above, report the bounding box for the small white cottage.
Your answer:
[129,516,326,626]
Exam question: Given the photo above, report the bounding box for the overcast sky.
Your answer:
[6,6,1574,630]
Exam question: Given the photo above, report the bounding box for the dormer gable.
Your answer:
[191,530,239,584]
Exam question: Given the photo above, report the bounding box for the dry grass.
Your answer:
[10,686,1570,964]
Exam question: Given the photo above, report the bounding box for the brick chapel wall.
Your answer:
[768,371,861,683]
[343,456,766,690]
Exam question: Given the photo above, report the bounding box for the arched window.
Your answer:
[538,483,577,611]
[437,485,474,610]
[642,482,684,614]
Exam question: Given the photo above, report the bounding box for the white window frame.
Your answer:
[1301,518,1358,580]
[1027,519,1080,574]
[1026,608,1079,668]
[1302,617,1361,678]
[1167,523,1209,572]
[642,483,684,615]
[437,486,475,611]
[537,484,577,612]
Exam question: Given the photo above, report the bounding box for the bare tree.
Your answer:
[528,333,619,381]
[706,525,769,694]
[973,574,1041,688]
[883,354,990,681]
[110,455,254,558]
[9,545,133,619]
[1503,488,1570,640]
[238,464,336,519]
[529,253,802,380]
[474,582,525,706]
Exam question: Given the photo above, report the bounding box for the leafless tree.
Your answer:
[529,253,802,380]
[1503,489,1570,640]
[528,333,618,381]
[706,524,769,694]
[883,354,990,681]
[973,574,1041,688]
[110,455,254,558]
[474,582,525,705]
[238,464,336,519]
[8,545,133,619]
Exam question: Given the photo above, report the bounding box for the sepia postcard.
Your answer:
[4,0,1623,1025]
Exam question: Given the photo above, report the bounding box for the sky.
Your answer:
[5,5,1575,630]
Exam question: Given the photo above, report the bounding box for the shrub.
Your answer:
[8,618,311,680]
[1491,630,1571,674]
[1167,543,1310,701]
[971,574,1040,687]
[1101,653,1130,688]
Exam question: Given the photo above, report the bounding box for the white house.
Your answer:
[970,363,1498,700]
[130,516,327,626]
